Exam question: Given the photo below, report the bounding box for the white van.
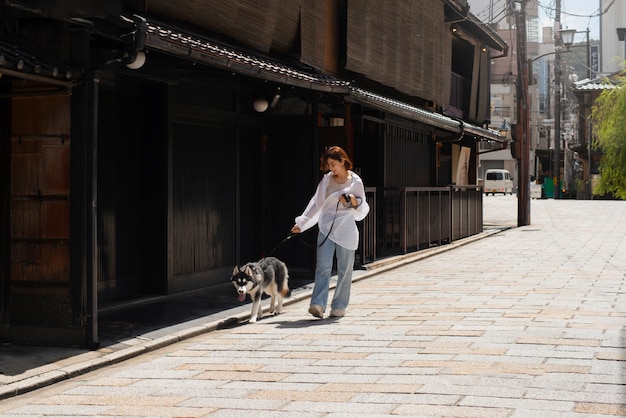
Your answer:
[484,169,514,195]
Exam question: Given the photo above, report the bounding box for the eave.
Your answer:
[143,17,503,143]
[445,1,508,53]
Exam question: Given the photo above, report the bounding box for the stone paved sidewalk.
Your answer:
[0,197,625,417]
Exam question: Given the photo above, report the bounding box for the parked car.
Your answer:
[484,169,514,195]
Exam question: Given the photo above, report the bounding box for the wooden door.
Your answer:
[9,93,72,325]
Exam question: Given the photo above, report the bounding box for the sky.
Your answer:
[537,0,602,41]
[469,1,602,42]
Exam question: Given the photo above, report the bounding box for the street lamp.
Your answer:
[559,29,576,50]
[499,119,510,137]
[553,27,576,199]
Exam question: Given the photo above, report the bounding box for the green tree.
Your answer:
[591,74,626,199]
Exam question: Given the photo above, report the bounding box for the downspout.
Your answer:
[105,15,147,68]
[85,71,99,348]
[70,26,99,348]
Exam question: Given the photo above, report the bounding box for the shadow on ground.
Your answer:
[0,275,314,379]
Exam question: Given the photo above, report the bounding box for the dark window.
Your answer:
[486,172,503,180]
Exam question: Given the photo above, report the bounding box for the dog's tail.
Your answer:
[282,287,292,298]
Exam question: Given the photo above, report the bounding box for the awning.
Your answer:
[142,17,503,143]
[346,87,503,142]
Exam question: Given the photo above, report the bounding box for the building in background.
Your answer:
[469,0,540,192]
[470,0,613,198]
[570,0,625,199]
[602,0,626,73]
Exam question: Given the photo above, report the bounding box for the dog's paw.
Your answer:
[249,316,258,324]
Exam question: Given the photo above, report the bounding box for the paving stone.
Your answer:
[0,198,625,417]
[282,399,396,414]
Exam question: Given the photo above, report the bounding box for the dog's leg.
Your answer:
[249,303,258,324]
[275,294,284,315]
[268,294,276,315]
[250,294,262,324]
[256,296,264,321]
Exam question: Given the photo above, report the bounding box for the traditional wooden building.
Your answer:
[572,77,617,199]
[0,0,507,346]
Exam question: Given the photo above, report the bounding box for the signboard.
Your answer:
[455,146,471,186]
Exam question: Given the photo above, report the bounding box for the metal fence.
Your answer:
[451,186,484,241]
[358,186,483,264]
[358,187,378,265]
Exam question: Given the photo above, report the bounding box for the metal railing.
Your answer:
[358,187,377,265]
[451,186,484,241]
[402,187,452,252]
[358,186,483,264]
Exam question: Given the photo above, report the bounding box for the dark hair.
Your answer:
[320,146,353,171]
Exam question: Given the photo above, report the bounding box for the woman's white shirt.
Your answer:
[294,171,369,250]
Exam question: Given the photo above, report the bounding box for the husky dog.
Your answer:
[230,257,291,323]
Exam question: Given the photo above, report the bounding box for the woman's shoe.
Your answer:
[329,309,345,317]
[308,304,324,318]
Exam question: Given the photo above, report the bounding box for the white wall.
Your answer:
[601,0,626,73]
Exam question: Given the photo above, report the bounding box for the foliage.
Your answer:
[590,74,626,199]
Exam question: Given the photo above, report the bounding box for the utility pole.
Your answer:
[515,0,531,226]
[554,0,562,199]
[586,28,591,79]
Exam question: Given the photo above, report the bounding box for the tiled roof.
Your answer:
[143,17,502,142]
[573,78,618,91]
[347,87,503,142]
[145,21,350,92]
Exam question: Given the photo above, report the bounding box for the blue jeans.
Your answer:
[310,233,355,312]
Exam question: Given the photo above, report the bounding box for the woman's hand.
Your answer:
[340,194,354,208]
[291,225,301,234]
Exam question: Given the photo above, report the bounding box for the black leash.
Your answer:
[266,233,297,256]
[269,198,344,256]
[317,201,341,248]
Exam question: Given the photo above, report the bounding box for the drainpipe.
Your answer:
[86,71,99,348]
[70,26,99,348]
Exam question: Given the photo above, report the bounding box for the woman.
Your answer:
[291,146,370,318]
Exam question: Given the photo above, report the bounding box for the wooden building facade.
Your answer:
[0,0,507,346]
